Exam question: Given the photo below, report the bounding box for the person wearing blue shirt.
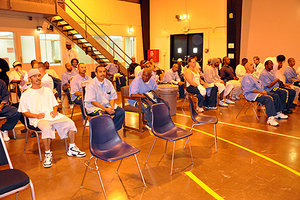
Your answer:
[85,65,125,131]
[284,58,300,85]
[259,60,295,114]
[242,62,288,126]
[62,63,78,108]
[162,64,185,98]
[128,68,158,129]
[70,63,91,123]
[105,58,119,79]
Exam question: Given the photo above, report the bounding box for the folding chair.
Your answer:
[81,115,146,199]
[236,100,267,120]
[0,133,36,199]
[23,116,68,162]
[145,103,193,175]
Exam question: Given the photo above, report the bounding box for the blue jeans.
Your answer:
[73,97,86,120]
[0,105,20,131]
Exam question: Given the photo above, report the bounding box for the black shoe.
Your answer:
[30,132,37,138]
[283,109,293,114]
[21,128,27,133]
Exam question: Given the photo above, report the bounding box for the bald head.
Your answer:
[245,62,255,74]
[142,68,153,83]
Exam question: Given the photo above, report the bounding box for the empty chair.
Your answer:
[80,115,146,199]
[187,95,218,152]
[145,103,193,175]
[0,133,36,199]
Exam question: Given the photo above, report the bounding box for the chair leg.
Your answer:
[214,124,217,152]
[236,101,248,119]
[181,96,187,112]
[64,138,68,153]
[12,129,16,140]
[82,118,87,137]
[94,158,107,200]
[36,132,42,162]
[145,138,157,164]
[134,154,146,187]
[81,156,93,188]
[163,141,168,157]
[184,123,196,149]
[251,103,259,120]
[187,137,194,164]
[24,130,29,154]
[70,105,75,119]
[15,192,19,200]
[29,180,36,200]
[170,141,176,176]
[116,159,123,174]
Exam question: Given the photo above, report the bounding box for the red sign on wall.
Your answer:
[147,49,159,62]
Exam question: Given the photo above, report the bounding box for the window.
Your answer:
[40,34,61,65]
[109,36,124,62]
[0,32,16,67]
[124,36,136,65]
[21,36,36,63]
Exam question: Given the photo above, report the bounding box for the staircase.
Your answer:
[45,0,130,74]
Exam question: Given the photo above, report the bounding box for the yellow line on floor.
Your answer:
[185,171,224,200]
[176,113,300,140]
[175,122,300,177]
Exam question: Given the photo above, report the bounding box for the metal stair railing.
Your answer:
[55,0,131,66]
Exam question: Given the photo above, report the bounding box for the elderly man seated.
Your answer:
[260,60,295,114]
[84,65,125,131]
[241,62,288,126]
[162,63,185,98]
[128,68,165,129]
[18,69,86,168]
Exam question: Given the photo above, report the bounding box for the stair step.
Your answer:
[52,18,64,22]
[63,29,75,31]
[58,24,69,27]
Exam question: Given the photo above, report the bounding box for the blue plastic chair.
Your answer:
[145,103,194,175]
[0,133,36,199]
[80,115,146,199]
[187,95,218,152]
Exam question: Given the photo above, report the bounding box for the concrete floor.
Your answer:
[1,93,300,200]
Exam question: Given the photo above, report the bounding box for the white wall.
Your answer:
[241,0,300,65]
[150,0,227,70]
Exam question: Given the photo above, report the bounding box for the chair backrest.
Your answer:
[121,86,130,97]
[151,103,175,134]
[81,85,88,118]
[187,96,198,121]
[0,134,13,168]
[89,115,122,153]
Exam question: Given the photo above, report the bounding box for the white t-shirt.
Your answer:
[18,87,64,127]
[41,73,54,90]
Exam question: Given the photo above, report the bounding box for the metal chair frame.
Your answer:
[236,100,267,120]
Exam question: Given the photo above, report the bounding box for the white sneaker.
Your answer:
[235,96,240,100]
[197,107,204,112]
[1,131,10,142]
[219,100,228,107]
[225,99,235,104]
[43,152,53,168]
[69,104,74,109]
[145,124,151,131]
[275,112,288,119]
[267,116,279,126]
[205,106,217,110]
[67,146,86,157]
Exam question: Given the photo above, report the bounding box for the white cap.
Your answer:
[177,58,183,62]
[28,69,41,78]
[13,61,22,67]
[113,57,118,61]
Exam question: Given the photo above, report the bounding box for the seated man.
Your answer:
[204,58,235,107]
[18,69,85,168]
[0,79,20,141]
[185,57,218,111]
[128,56,138,77]
[8,61,27,98]
[284,57,300,102]
[106,58,119,79]
[260,60,295,114]
[106,58,126,91]
[253,56,264,79]
[162,63,185,98]
[235,58,248,80]
[128,68,164,129]
[62,63,78,108]
[85,65,125,131]
[242,63,288,126]
[70,63,91,124]
[45,61,62,101]
[220,57,243,100]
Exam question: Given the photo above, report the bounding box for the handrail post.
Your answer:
[85,15,87,38]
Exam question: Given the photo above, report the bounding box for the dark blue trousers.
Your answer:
[63,87,73,105]
[186,85,204,108]
[88,107,125,131]
[0,105,20,131]
[256,93,282,117]
[73,97,86,120]
[279,87,296,110]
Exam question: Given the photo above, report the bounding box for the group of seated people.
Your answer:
[1,53,300,169]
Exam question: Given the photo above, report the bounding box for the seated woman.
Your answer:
[185,57,218,112]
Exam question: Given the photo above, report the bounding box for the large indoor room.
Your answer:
[0,0,300,199]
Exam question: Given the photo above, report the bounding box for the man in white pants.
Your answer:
[18,69,86,168]
[204,58,235,107]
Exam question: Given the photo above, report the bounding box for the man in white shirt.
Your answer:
[162,64,185,98]
[204,58,235,107]
[64,42,79,64]
[235,58,248,80]
[18,69,86,168]
[253,56,264,78]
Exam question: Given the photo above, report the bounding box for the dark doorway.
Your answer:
[170,33,203,68]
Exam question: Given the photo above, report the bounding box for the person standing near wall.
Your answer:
[0,58,10,86]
